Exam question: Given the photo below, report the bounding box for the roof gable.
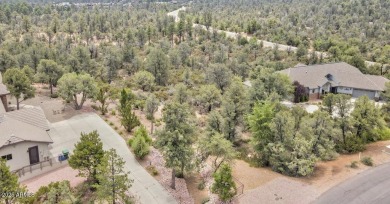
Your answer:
[279,62,385,91]
[0,107,52,148]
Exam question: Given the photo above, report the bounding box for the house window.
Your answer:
[312,89,315,93]
[1,154,12,161]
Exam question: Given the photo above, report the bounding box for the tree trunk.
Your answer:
[381,64,383,75]
[73,94,80,110]
[342,125,346,146]
[79,93,87,110]
[171,169,176,189]
[50,79,53,95]
[112,158,115,204]
[150,121,154,134]
[16,97,20,110]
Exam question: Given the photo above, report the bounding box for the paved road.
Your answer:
[167,6,186,22]
[49,113,177,204]
[314,162,390,204]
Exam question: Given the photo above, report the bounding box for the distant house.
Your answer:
[280,62,389,101]
[0,72,10,113]
[0,76,53,172]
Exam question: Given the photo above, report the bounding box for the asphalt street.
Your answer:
[314,162,390,204]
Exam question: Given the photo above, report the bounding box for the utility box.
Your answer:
[62,149,69,160]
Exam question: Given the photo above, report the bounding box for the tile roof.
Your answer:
[279,62,388,91]
[0,107,52,148]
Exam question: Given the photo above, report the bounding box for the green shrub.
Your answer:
[50,93,59,98]
[350,161,358,169]
[91,104,99,110]
[201,197,210,204]
[128,138,134,146]
[131,136,150,159]
[377,128,390,140]
[340,135,365,153]
[197,180,206,190]
[111,109,116,115]
[134,126,152,144]
[134,99,145,110]
[114,126,118,130]
[146,166,159,176]
[109,122,114,126]
[361,156,373,166]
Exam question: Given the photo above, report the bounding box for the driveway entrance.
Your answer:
[48,113,177,204]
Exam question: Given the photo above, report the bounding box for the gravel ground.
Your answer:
[148,148,194,204]
[21,165,85,193]
[238,177,319,204]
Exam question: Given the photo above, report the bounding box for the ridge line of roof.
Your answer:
[364,74,383,91]
[290,62,346,69]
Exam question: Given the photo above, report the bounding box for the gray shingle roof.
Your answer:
[0,107,52,148]
[279,62,388,91]
[365,74,390,91]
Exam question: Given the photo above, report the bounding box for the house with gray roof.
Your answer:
[280,62,389,101]
[0,105,53,171]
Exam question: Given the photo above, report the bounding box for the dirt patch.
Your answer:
[237,177,319,204]
[14,84,95,123]
[301,140,390,193]
[22,165,85,193]
[232,140,390,204]
[138,148,194,204]
[232,160,283,191]
[185,174,209,204]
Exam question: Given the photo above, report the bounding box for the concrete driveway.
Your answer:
[48,113,176,204]
[314,162,390,204]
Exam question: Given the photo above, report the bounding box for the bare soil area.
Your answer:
[234,140,390,204]
[302,140,390,193]
[22,165,85,193]
[185,174,210,204]
[12,84,95,123]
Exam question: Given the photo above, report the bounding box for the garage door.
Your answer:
[352,89,375,99]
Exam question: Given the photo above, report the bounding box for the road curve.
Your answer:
[314,162,390,204]
[167,7,384,66]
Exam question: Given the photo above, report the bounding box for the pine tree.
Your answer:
[68,131,105,185]
[118,90,138,131]
[0,159,24,204]
[3,68,35,110]
[157,102,195,189]
[145,94,159,134]
[211,163,237,202]
[36,59,63,95]
[95,149,133,204]
[130,126,152,159]
[120,101,140,132]
[351,96,386,142]
[94,84,110,115]
[197,133,236,172]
